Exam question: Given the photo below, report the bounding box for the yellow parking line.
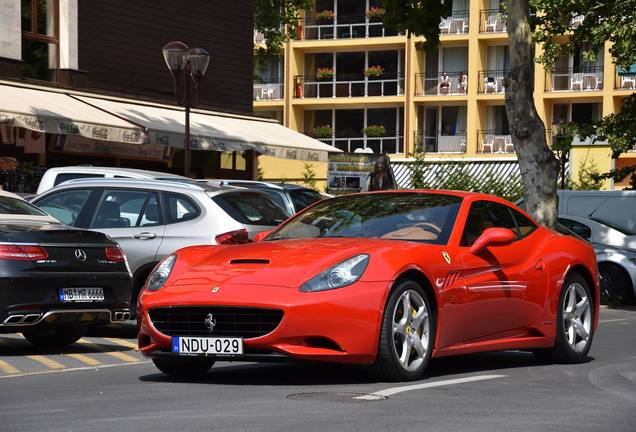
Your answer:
[27,355,65,370]
[0,360,20,374]
[66,353,101,366]
[78,338,139,363]
[102,337,138,350]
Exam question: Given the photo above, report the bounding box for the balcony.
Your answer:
[615,71,636,90]
[414,131,466,153]
[253,81,284,101]
[316,134,403,153]
[439,10,469,35]
[298,15,398,40]
[477,130,514,153]
[479,10,507,33]
[546,67,604,92]
[415,72,468,96]
[294,73,404,98]
[253,30,266,44]
[478,70,506,94]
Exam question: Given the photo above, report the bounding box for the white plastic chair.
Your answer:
[439,18,451,34]
[570,73,584,91]
[261,86,274,100]
[621,75,635,89]
[484,15,497,32]
[484,77,496,93]
[481,135,494,153]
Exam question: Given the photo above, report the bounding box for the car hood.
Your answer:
[167,238,415,289]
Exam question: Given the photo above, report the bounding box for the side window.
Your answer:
[91,189,156,229]
[512,210,538,238]
[35,189,92,226]
[461,201,517,246]
[163,193,200,224]
[53,173,104,186]
[558,218,591,240]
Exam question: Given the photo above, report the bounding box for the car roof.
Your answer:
[35,178,237,194]
[0,189,24,200]
[44,166,187,179]
[200,179,286,190]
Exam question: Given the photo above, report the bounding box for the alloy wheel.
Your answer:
[391,288,429,371]
[562,282,592,353]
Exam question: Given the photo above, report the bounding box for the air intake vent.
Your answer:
[229,259,270,264]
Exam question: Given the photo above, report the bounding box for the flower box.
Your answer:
[366,7,385,20]
[316,10,336,20]
[313,125,333,138]
[363,125,386,137]
[365,65,385,78]
[315,67,335,79]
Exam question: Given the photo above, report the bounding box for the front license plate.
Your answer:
[172,337,244,356]
[59,287,104,302]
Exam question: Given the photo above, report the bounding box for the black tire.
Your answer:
[152,357,215,377]
[130,267,154,319]
[370,278,435,382]
[535,272,594,364]
[23,326,87,348]
[599,263,633,306]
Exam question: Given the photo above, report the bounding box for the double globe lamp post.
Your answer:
[162,41,210,178]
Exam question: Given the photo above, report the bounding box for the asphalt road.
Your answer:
[1,306,635,432]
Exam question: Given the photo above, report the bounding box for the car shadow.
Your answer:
[85,321,137,339]
[0,334,136,357]
[139,350,588,386]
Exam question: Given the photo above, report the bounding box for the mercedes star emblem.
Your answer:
[74,249,87,262]
[204,313,216,333]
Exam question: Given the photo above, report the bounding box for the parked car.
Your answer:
[31,179,289,312]
[517,190,636,236]
[558,215,635,304]
[36,166,189,195]
[0,190,131,347]
[138,191,598,381]
[202,179,324,216]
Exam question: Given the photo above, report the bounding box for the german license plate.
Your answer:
[172,337,243,356]
[59,287,104,302]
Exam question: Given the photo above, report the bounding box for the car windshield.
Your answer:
[589,217,636,236]
[267,192,463,244]
[0,196,48,216]
[289,189,323,212]
[213,191,288,226]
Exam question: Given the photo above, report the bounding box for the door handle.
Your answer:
[535,260,545,271]
[133,232,156,240]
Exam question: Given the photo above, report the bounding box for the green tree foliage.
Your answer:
[572,160,603,190]
[381,0,451,50]
[301,162,318,190]
[254,0,312,55]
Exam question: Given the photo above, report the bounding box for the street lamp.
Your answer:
[162,41,210,178]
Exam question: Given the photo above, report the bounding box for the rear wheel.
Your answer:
[371,279,435,382]
[599,263,632,306]
[534,273,594,364]
[23,326,87,348]
[152,357,215,377]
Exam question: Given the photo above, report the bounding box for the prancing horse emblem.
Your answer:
[211,287,220,293]
[204,313,216,333]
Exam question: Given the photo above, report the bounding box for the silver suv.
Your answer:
[32,179,288,310]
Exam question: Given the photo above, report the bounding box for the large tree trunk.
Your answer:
[505,0,560,227]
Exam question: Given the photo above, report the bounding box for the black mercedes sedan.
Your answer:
[0,190,131,348]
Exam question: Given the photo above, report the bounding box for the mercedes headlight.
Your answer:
[147,255,176,291]
[300,254,369,292]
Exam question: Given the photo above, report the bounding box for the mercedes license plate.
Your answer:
[172,337,244,356]
[59,287,104,302]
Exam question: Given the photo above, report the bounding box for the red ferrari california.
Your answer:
[138,191,599,381]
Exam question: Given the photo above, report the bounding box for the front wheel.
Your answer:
[23,326,87,348]
[152,357,215,377]
[535,272,594,364]
[370,279,435,382]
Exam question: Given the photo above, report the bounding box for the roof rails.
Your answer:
[57,177,211,191]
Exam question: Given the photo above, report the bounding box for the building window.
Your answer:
[21,0,59,82]
[220,152,247,172]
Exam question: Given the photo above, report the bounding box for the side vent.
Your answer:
[229,259,270,265]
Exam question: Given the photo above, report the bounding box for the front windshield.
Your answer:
[267,192,462,244]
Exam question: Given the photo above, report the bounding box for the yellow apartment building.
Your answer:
[253,0,636,190]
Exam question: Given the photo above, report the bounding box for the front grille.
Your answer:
[148,306,284,338]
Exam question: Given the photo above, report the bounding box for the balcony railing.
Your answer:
[477,130,514,153]
[298,15,398,40]
[414,131,467,153]
[439,10,469,35]
[546,67,604,92]
[415,72,468,96]
[254,30,266,44]
[253,81,284,101]
[478,70,507,93]
[479,9,507,33]
[615,72,636,90]
[294,73,404,98]
[315,135,403,153]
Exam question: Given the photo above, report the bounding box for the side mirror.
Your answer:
[253,229,272,242]
[469,227,517,255]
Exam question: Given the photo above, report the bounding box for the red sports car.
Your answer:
[138,191,599,381]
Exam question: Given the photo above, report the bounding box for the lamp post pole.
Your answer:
[162,41,210,178]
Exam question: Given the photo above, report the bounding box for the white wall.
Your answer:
[59,0,78,69]
[0,0,21,60]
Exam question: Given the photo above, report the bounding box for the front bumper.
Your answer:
[138,280,390,365]
[0,271,131,332]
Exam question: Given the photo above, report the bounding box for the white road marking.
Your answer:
[0,360,151,379]
[354,374,508,400]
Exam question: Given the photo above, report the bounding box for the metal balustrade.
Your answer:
[479,9,507,33]
[477,130,514,153]
[298,15,398,40]
[478,70,507,94]
[315,135,403,153]
[615,72,636,90]
[439,10,469,35]
[414,131,467,153]
[253,82,284,101]
[415,72,468,96]
[546,67,604,92]
[294,74,404,98]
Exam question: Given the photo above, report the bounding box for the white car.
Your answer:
[558,214,636,304]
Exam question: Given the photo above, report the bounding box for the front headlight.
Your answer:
[300,254,369,292]
[147,255,176,291]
